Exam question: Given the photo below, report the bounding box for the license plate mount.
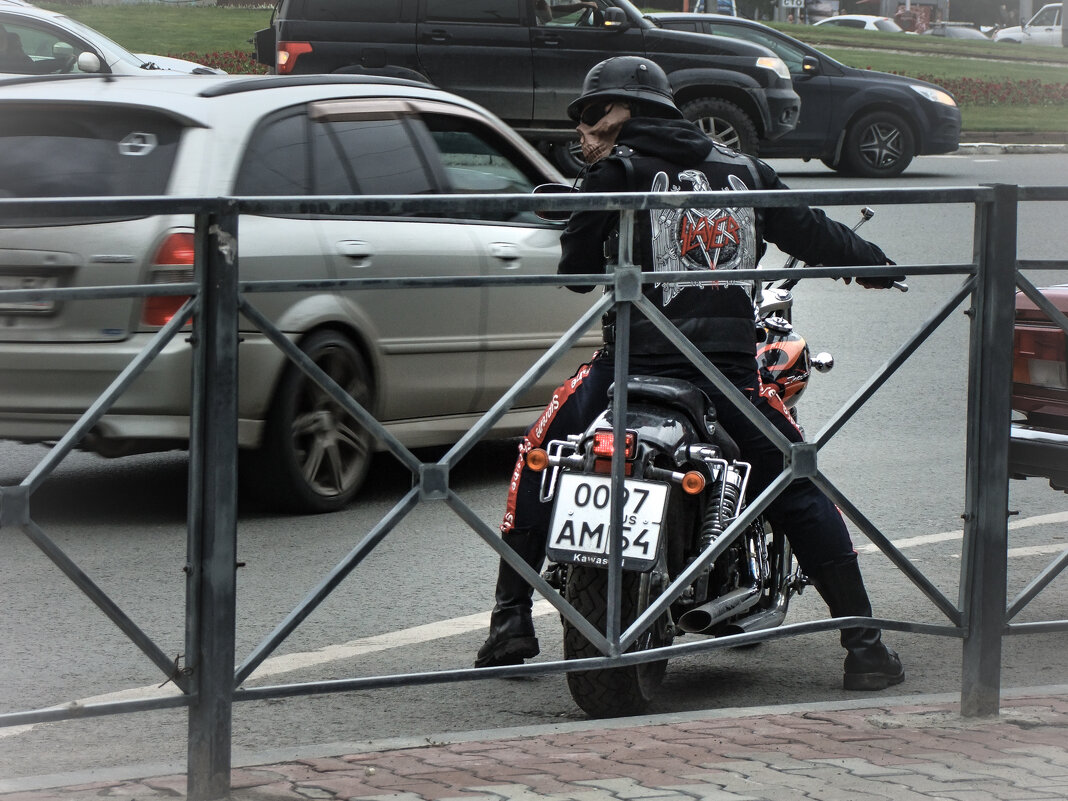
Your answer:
[546,473,669,572]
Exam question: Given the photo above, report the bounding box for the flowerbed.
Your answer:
[171,50,269,74]
[910,74,1068,106]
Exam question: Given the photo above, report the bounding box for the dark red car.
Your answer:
[1010,284,1068,491]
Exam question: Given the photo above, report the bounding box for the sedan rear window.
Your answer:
[0,105,181,199]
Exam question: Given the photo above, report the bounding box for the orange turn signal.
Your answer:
[526,448,550,472]
[681,471,705,495]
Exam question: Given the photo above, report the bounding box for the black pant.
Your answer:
[501,351,856,573]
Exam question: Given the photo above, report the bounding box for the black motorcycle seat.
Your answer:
[611,375,715,431]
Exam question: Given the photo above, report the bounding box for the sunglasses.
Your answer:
[579,101,612,127]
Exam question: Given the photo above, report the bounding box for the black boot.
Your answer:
[808,553,905,691]
[475,529,545,668]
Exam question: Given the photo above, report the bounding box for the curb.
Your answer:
[956,141,1068,154]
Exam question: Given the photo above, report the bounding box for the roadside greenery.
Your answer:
[38,3,1068,134]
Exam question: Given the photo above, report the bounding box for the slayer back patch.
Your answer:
[649,171,758,306]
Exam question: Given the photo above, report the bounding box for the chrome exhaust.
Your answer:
[676,586,760,634]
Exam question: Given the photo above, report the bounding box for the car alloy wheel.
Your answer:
[680,97,759,156]
[842,110,916,178]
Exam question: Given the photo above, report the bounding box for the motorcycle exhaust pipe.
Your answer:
[717,608,787,636]
[676,586,761,634]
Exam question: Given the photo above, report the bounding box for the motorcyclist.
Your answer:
[476,56,905,692]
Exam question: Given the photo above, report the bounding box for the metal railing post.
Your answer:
[186,203,240,798]
[959,184,1017,717]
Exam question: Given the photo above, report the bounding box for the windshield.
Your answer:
[55,14,147,66]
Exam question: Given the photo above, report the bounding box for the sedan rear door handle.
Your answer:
[337,240,374,266]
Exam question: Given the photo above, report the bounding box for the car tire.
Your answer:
[679,97,759,156]
[840,110,916,178]
[253,329,375,514]
[551,140,586,178]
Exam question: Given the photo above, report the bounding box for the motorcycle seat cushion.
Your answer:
[615,375,714,430]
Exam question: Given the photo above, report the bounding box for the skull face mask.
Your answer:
[576,101,631,164]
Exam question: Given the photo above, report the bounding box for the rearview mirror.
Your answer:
[604,7,627,27]
[76,51,102,73]
[533,183,576,222]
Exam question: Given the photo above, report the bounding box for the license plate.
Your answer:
[546,473,669,572]
[0,274,58,312]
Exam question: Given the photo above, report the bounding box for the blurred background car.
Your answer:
[648,13,960,177]
[1010,285,1068,492]
[812,14,904,32]
[922,22,991,40]
[0,73,598,513]
[993,2,1062,45]
[0,4,222,75]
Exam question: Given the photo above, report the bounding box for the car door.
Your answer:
[530,1,647,123]
[415,0,534,125]
[408,105,600,413]
[705,21,835,157]
[1024,4,1061,44]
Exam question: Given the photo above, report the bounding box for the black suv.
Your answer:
[254,0,800,174]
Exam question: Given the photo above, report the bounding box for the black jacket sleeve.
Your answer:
[753,158,891,267]
[557,160,629,293]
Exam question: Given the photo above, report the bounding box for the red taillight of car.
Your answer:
[591,429,636,459]
[1014,324,1068,390]
[276,41,312,74]
[142,232,195,328]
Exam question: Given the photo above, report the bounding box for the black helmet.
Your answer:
[566,56,682,122]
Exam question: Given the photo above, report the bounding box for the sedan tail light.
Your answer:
[142,232,194,327]
[1014,324,1068,390]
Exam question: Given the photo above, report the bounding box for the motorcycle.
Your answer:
[522,206,878,718]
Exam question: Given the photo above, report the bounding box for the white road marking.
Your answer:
[5,512,1066,739]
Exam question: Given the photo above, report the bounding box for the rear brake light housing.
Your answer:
[277,41,312,74]
[1014,324,1068,390]
[142,232,195,328]
[591,429,636,459]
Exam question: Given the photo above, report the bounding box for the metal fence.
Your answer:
[1,184,1066,800]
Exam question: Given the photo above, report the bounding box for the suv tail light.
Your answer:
[142,232,194,327]
[277,41,312,74]
[1014,324,1068,390]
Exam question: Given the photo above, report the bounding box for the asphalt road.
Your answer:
[1,151,1067,782]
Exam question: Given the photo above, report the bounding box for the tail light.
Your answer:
[1013,325,1068,390]
[525,448,550,472]
[142,232,194,327]
[681,471,706,495]
[591,429,636,459]
[277,41,312,74]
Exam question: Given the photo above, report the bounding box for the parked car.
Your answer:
[0,4,222,76]
[254,0,800,176]
[0,73,601,513]
[921,22,991,40]
[647,13,961,177]
[993,3,1063,46]
[1010,285,1068,492]
[812,14,904,32]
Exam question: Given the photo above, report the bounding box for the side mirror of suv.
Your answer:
[800,55,820,77]
[604,7,627,27]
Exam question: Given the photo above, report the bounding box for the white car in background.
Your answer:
[0,3,222,75]
[812,14,904,32]
[993,3,1063,46]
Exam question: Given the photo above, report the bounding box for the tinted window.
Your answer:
[296,0,400,22]
[707,22,806,72]
[0,105,180,197]
[313,117,434,195]
[235,112,310,195]
[424,0,521,24]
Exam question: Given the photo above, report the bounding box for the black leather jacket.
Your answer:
[559,117,890,362]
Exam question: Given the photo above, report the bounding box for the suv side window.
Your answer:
[424,0,521,24]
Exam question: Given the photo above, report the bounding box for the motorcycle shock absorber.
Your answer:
[699,464,747,550]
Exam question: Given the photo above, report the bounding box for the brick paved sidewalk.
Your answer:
[2,690,1067,801]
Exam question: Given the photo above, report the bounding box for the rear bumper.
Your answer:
[1009,422,1068,492]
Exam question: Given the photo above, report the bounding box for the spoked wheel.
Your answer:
[562,559,672,718]
[253,329,374,514]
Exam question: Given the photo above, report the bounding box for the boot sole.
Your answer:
[843,669,905,691]
[474,636,540,669]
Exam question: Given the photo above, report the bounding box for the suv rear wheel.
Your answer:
[253,329,374,513]
[680,97,758,156]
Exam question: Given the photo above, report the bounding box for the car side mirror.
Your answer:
[76,51,102,73]
[801,55,820,76]
[603,7,627,28]
[533,183,576,222]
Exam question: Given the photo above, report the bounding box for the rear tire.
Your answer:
[562,562,672,718]
[679,97,759,156]
[252,329,374,514]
